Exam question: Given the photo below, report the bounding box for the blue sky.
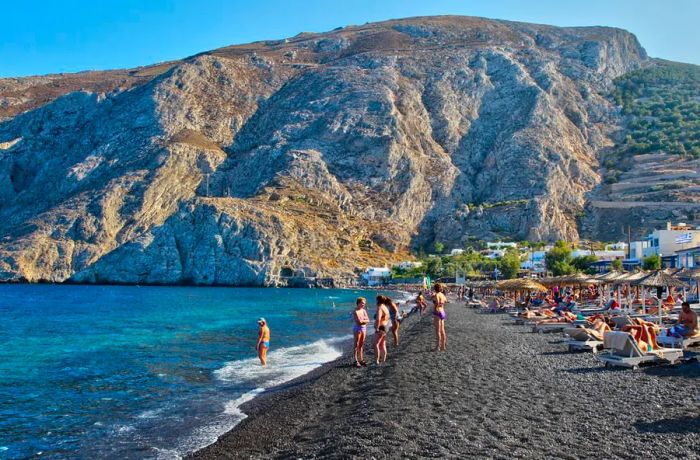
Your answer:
[1,0,698,77]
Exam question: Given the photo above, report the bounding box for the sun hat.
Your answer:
[257,317,266,324]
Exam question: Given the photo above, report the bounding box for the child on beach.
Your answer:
[432,283,447,351]
[352,297,369,367]
[415,291,428,315]
[374,295,391,364]
[256,318,270,366]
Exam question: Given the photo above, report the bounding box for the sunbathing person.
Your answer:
[585,318,611,340]
[622,321,659,351]
[536,311,578,325]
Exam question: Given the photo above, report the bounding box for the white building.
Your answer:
[520,250,547,273]
[394,261,423,270]
[629,222,700,261]
[486,241,517,250]
[605,242,628,251]
[361,267,391,286]
[484,249,506,259]
[450,249,465,256]
[572,249,625,261]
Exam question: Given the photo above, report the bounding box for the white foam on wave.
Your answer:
[167,336,350,459]
[214,335,348,388]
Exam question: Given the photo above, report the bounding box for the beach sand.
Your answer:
[190,302,700,459]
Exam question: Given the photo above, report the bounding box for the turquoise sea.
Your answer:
[0,285,403,459]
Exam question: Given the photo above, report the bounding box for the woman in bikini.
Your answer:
[352,297,369,367]
[389,300,402,346]
[374,295,391,364]
[432,283,447,351]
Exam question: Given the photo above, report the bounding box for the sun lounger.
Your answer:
[610,315,635,330]
[563,327,604,352]
[532,322,569,333]
[597,331,684,369]
[656,332,700,349]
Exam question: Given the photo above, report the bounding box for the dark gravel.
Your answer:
[189,301,700,459]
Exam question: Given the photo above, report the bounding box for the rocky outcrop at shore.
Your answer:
[0,16,651,284]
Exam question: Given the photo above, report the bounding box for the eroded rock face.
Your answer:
[0,16,648,284]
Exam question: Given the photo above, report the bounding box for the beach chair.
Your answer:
[656,332,700,349]
[597,331,684,369]
[531,321,569,333]
[563,327,604,353]
[610,315,635,330]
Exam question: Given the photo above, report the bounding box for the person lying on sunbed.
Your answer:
[666,302,699,338]
[622,321,659,351]
[571,317,611,341]
[536,311,578,324]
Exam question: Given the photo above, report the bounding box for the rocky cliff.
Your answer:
[0,16,651,284]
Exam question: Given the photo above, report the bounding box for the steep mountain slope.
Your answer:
[0,16,650,284]
[582,61,700,241]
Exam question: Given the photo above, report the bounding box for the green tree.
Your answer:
[426,257,443,277]
[434,241,445,254]
[610,259,623,271]
[571,254,598,274]
[642,253,661,270]
[545,241,574,275]
[498,250,522,279]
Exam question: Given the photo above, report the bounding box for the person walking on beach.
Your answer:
[374,295,391,364]
[352,297,369,367]
[432,283,447,351]
[389,300,402,346]
[256,318,270,366]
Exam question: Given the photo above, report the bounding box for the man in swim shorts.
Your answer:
[256,318,270,366]
[668,302,698,338]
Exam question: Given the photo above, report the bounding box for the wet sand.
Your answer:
[190,302,700,459]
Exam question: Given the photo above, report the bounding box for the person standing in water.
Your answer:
[432,283,447,351]
[256,318,270,366]
[374,295,391,364]
[352,297,369,367]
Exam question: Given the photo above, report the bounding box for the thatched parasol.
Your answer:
[634,270,687,326]
[677,267,700,279]
[559,272,600,285]
[596,271,626,282]
[634,270,687,288]
[612,271,648,285]
[497,278,547,292]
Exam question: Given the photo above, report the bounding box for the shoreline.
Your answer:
[190,300,699,459]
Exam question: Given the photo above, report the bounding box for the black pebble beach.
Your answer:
[190,301,700,459]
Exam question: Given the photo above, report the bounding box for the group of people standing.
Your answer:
[351,283,448,367]
[255,283,450,367]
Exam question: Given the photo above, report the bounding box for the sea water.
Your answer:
[0,285,404,459]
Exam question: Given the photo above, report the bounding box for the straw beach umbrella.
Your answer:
[677,267,700,302]
[497,278,547,292]
[613,271,648,313]
[634,271,687,326]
